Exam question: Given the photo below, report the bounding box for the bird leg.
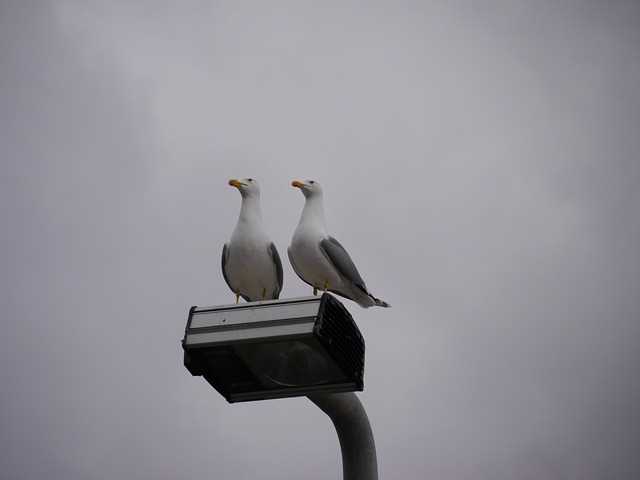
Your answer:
[313,287,318,296]
[323,280,329,292]
[235,293,240,304]
[261,287,266,300]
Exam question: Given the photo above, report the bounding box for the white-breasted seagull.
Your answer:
[288,179,389,308]
[222,178,283,302]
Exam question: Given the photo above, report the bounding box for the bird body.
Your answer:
[288,180,389,308]
[289,216,343,292]
[222,179,283,302]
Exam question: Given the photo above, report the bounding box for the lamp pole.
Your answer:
[307,392,378,480]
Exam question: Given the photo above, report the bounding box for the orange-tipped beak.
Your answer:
[228,179,242,188]
[291,180,305,188]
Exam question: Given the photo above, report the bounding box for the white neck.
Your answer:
[236,195,263,226]
[298,193,327,233]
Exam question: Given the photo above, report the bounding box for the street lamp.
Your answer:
[183,293,364,402]
[182,293,377,479]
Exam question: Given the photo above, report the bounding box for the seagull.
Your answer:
[222,178,283,303]
[288,179,389,308]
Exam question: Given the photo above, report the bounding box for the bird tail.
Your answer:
[369,294,390,308]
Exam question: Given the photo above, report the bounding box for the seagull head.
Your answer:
[228,178,260,198]
[291,179,323,198]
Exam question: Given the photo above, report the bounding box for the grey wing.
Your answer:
[221,243,234,292]
[268,242,283,298]
[319,236,368,291]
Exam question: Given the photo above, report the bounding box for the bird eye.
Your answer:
[309,180,315,184]
[247,178,253,182]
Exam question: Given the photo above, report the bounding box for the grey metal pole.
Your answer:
[307,392,378,480]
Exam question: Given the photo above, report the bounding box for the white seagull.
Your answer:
[288,179,389,308]
[222,178,283,302]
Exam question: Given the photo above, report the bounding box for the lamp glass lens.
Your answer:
[233,338,346,388]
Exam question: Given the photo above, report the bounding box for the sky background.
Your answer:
[1,1,639,478]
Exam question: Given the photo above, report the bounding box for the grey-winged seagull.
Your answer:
[288,179,389,308]
[222,178,283,302]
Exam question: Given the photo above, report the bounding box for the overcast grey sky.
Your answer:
[1,1,639,479]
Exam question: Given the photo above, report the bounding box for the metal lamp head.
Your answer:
[182,294,365,402]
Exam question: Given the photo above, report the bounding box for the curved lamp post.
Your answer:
[182,294,377,480]
[308,392,377,480]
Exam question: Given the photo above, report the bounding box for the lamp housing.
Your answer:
[182,293,365,403]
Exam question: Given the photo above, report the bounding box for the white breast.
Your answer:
[289,228,342,290]
[227,226,276,299]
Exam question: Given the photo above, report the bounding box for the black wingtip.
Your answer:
[369,293,390,308]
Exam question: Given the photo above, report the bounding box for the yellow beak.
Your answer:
[228,179,243,188]
[291,180,305,188]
